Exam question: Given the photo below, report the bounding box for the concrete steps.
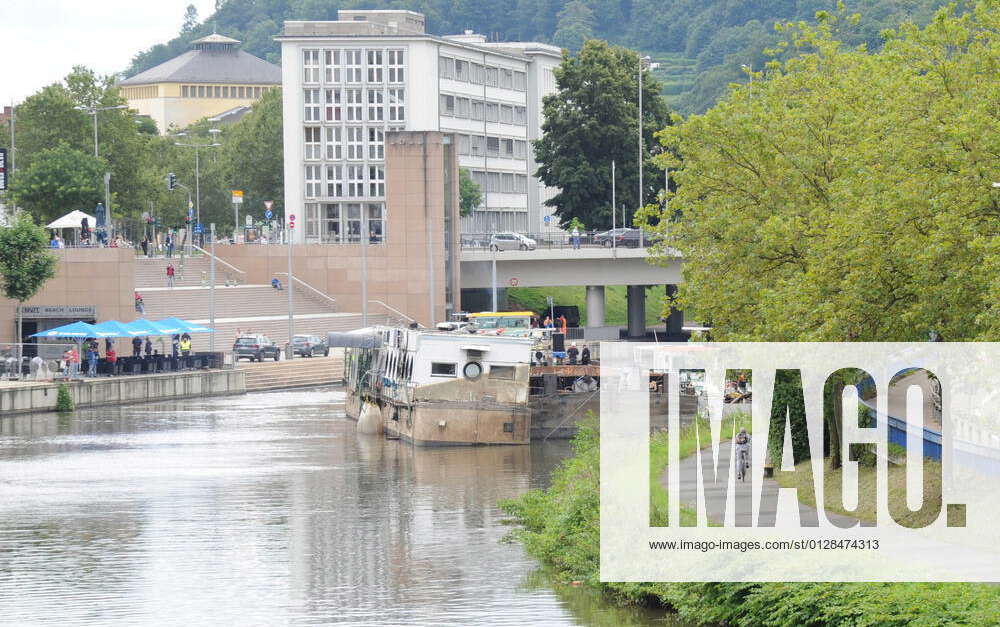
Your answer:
[134,255,231,289]
[242,353,345,391]
[138,285,335,321]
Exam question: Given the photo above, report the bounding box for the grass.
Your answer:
[772,453,945,529]
[650,412,752,526]
[508,285,668,327]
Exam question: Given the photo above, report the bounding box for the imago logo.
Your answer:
[599,343,1000,583]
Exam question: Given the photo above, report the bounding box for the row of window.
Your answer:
[304,88,405,124]
[303,49,405,85]
[304,125,404,162]
[439,95,527,125]
[439,56,527,91]
[457,134,529,160]
[124,86,158,99]
[305,163,387,199]
[181,85,272,99]
[468,170,529,194]
[460,208,529,233]
[303,202,386,244]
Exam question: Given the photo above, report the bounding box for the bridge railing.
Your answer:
[459,230,663,250]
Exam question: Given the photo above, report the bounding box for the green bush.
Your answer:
[55,383,74,412]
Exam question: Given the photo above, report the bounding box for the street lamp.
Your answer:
[174,136,221,229]
[76,104,127,229]
[638,55,659,246]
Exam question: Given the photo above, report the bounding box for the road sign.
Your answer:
[188,207,194,219]
[245,214,252,227]
[194,224,203,234]
[264,209,273,220]
[264,200,273,210]
[232,190,244,204]
[543,215,551,225]
[509,277,519,287]
[288,213,296,230]
[0,148,7,191]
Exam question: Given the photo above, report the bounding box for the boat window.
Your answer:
[501,317,529,329]
[431,362,457,377]
[489,365,515,379]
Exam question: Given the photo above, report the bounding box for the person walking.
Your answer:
[135,292,145,315]
[69,346,80,378]
[165,232,174,258]
[144,337,153,360]
[61,348,72,377]
[86,341,98,377]
[172,335,180,360]
[166,263,175,288]
[141,235,149,257]
[180,335,192,358]
[571,226,581,250]
[132,336,142,358]
[106,346,117,376]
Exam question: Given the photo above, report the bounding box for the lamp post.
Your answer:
[174,131,221,229]
[638,55,658,246]
[76,104,127,228]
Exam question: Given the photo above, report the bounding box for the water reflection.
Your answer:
[0,388,674,626]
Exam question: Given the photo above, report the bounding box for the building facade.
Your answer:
[277,10,562,243]
[120,34,281,134]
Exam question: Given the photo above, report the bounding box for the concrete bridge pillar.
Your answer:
[627,285,646,338]
[665,284,684,337]
[585,285,605,328]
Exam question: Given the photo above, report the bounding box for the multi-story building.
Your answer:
[120,34,281,134]
[277,10,562,244]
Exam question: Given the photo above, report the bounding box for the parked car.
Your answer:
[292,334,329,357]
[489,232,536,251]
[593,228,659,248]
[233,334,281,362]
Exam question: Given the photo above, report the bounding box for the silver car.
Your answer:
[489,232,536,251]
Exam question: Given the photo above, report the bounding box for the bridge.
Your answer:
[459,246,684,339]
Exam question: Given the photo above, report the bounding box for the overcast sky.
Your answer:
[1,0,217,105]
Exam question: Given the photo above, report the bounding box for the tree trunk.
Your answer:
[829,381,844,470]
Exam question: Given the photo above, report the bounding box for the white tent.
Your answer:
[46,209,96,230]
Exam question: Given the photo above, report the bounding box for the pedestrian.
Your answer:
[558,314,568,335]
[86,341,98,377]
[543,316,553,329]
[69,346,80,378]
[135,292,145,315]
[581,345,591,365]
[737,372,747,393]
[132,336,142,358]
[571,226,581,250]
[50,233,59,248]
[105,338,113,354]
[172,335,180,359]
[144,337,153,359]
[106,346,117,376]
[165,232,174,258]
[141,235,149,257]
[61,348,72,376]
[567,342,579,365]
[166,263,175,288]
[180,334,192,358]
[271,277,283,290]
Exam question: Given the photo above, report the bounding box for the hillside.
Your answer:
[125,0,952,114]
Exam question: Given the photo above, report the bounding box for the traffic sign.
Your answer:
[264,200,273,210]
[194,224,203,234]
[232,190,244,204]
[288,213,296,230]
[543,215,551,225]
[245,214,252,227]
[264,209,273,220]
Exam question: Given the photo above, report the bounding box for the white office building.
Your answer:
[277,10,562,244]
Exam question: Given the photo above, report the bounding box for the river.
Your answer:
[0,387,679,626]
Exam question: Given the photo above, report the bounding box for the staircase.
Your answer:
[243,352,345,391]
[134,254,244,288]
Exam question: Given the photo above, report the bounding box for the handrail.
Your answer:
[193,245,246,276]
[368,300,420,326]
[275,272,338,307]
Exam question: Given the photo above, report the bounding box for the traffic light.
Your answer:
[184,215,192,225]
[167,172,176,191]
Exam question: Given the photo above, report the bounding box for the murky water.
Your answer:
[0,388,680,626]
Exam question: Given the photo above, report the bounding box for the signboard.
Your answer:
[509,277,519,287]
[17,305,97,319]
[231,190,244,204]
[0,147,7,191]
[194,224,203,234]
[264,200,273,210]
[264,209,273,220]
[188,207,194,219]
[543,215,551,225]
[245,214,253,227]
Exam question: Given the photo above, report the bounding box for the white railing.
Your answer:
[368,300,420,327]
[275,272,338,309]
[193,245,247,284]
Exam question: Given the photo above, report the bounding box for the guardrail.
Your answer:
[460,230,662,251]
[368,300,421,327]
[275,272,338,309]
[193,245,246,285]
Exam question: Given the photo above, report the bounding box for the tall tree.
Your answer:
[645,3,1000,342]
[534,40,670,229]
[0,212,57,356]
[219,89,284,225]
[459,168,482,217]
[13,146,105,224]
[553,1,596,52]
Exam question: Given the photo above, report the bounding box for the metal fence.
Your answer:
[459,230,661,250]
[0,342,76,381]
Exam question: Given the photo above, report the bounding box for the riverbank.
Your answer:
[500,419,1000,626]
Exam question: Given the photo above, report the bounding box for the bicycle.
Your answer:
[736,443,750,481]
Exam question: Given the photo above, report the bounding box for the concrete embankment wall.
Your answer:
[0,370,245,415]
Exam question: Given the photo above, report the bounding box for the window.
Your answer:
[182,86,189,97]
[306,203,320,238]
[305,127,321,160]
[367,203,385,243]
[470,62,484,84]
[325,50,341,83]
[501,172,515,192]
[304,50,320,83]
[486,136,500,157]
[238,86,246,98]
[470,170,486,188]
[346,89,363,121]
[367,89,384,121]
[387,49,405,83]
[487,171,500,192]
[304,89,321,121]
[325,88,341,121]
[456,97,470,118]
[366,50,383,83]
[222,86,229,98]
[345,49,362,83]
[211,86,218,97]
[440,94,455,116]
[325,126,342,160]
[368,127,384,160]
[514,105,527,125]
[500,104,513,124]
[431,362,457,377]
[514,139,527,159]
[346,126,364,160]
[471,100,484,121]
[439,57,455,79]
[490,365,515,379]
[499,68,513,89]
[305,165,322,198]
[388,88,405,122]
[455,59,469,81]
[502,138,514,158]
[347,165,365,197]
[485,102,499,122]
[345,202,362,241]
[198,85,206,97]
[323,203,341,242]
[254,86,262,98]
[470,135,485,156]
[513,70,526,91]
[458,134,471,155]
[326,165,343,198]
[485,66,498,87]
[368,165,385,197]
[515,174,528,193]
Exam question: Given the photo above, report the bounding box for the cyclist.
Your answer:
[735,427,751,481]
